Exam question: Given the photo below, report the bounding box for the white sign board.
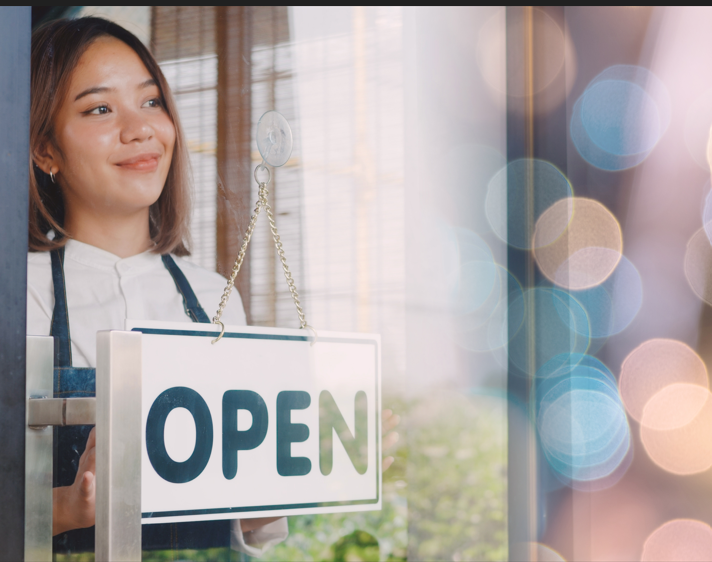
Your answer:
[125,320,381,524]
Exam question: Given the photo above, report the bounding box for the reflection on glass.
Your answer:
[570,65,670,171]
[641,519,712,561]
[533,197,622,291]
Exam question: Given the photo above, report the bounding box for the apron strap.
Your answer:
[161,255,211,323]
[50,247,72,367]
[50,248,213,367]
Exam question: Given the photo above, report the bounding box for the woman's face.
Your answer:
[47,36,175,219]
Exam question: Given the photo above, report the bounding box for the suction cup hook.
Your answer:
[256,110,293,168]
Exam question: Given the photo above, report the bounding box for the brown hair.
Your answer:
[29,17,191,255]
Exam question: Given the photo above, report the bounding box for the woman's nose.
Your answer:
[119,108,154,144]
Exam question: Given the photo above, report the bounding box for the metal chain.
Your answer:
[212,188,263,326]
[261,185,308,329]
[213,178,308,335]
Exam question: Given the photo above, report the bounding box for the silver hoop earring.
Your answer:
[50,170,56,184]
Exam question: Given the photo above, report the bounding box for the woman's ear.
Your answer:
[33,138,59,176]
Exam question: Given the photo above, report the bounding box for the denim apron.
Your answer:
[51,247,230,554]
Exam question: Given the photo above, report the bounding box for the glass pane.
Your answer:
[39,6,509,561]
[26,4,712,561]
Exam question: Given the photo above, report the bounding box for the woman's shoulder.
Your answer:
[26,251,53,333]
[27,249,51,266]
[27,250,52,288]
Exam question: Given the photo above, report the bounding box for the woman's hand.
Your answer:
[382,408,401,472]
[240,516,283,534]
[53,427,96,536]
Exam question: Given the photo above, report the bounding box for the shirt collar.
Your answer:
[64,238,163,274]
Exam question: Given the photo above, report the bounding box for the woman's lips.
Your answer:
[116,153,160,171]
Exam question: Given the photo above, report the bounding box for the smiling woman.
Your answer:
[30,21,189,259]
[27,17,286,557]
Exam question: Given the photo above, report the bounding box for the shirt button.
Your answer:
[116,262,131,275]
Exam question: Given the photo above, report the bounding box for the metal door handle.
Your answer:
[27,397,96,428]
[25,333,141,562]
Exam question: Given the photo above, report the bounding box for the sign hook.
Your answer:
[211,111,314,343]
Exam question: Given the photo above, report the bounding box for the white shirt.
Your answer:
[26,239,288,556]
[26,239,247,367]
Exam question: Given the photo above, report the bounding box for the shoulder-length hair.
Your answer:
[29,16,191,256]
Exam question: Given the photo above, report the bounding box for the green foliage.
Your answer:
[331,530,380,561]
[55,553,95,562]
[259,488,408,561]
[142,547,232,561]
[406,391,508,562]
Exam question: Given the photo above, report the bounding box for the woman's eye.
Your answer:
[143,98,163,109]
[87,105,109,115]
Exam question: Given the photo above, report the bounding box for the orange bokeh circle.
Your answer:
[619,338,708,423]
[533,197,622,290]
[642,519,712,561]
[641,385,712,475]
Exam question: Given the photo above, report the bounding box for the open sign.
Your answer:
[126,321,381,524]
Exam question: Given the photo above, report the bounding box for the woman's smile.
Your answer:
[115,152,161,172]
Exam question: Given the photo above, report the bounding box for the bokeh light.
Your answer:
[417,222,502,315]
[570,65,670,171]
[536,352,614,384]
[535,355,633,490]
[454,265,524,353]
[641,383,708,432]
[454,261,508,330]
[475,8,507,96]
[509,289,590,375]
[536,356,630,482]
[477,8,565,98]
[449,226,526,355]
[701,180,712,244]
[555,255,643,338]
[619,338,708,423]
[533,197,623,290]
[640,384,712,475]
[582,82,659,154]
[565,443,633,493]
[684,89,712,171]
[684,225,712,306]
[486,159,572,250]
[641,519,712,562]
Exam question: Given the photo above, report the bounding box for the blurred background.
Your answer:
[32,6,712,561]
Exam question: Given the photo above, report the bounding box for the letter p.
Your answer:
[222,390,269,479]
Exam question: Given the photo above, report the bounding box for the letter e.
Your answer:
[276,391,312,476]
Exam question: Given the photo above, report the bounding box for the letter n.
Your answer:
[319,390,367,475]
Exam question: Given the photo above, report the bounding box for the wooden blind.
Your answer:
[151,7,220,277]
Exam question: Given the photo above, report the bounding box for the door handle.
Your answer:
[25,333,141,562]
[27,397,96,428]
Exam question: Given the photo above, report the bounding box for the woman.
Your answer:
[27,17,286,556]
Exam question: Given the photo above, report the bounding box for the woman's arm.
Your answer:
[53,427,96,536]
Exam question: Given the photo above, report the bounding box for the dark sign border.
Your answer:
[131,327,381,520]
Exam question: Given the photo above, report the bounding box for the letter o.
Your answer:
[146,387,213,484]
